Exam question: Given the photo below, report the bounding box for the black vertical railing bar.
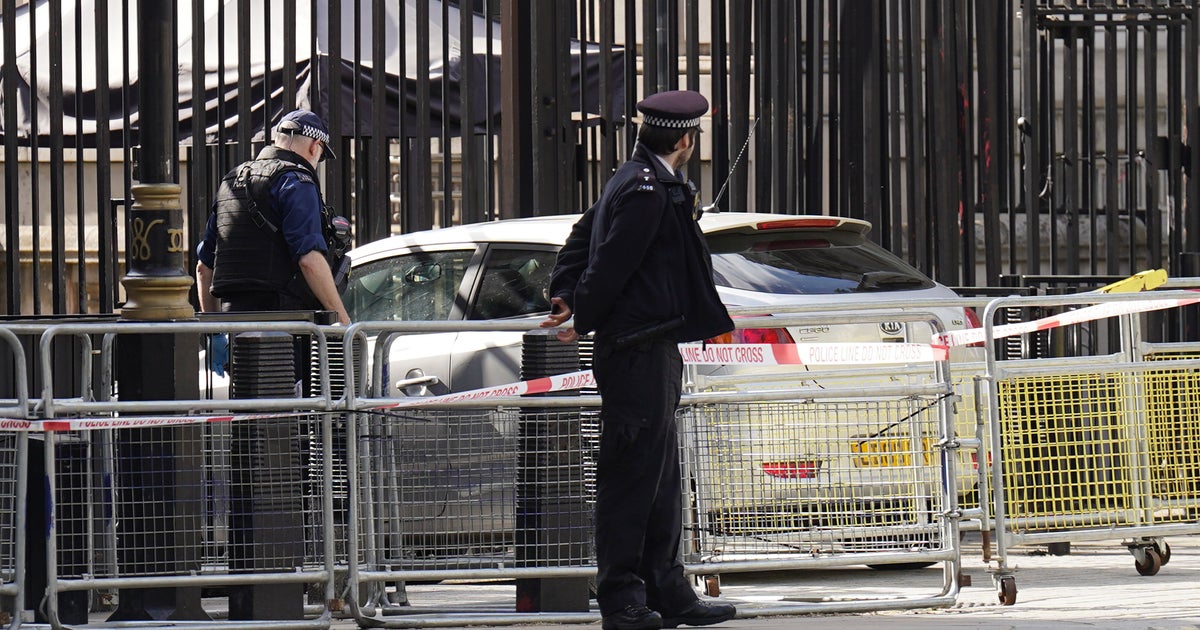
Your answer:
[1143,18,1161,273]
[802,0,821,216]
[752,0,768,213]
[789,1,802,217]
[74,0,86,312]
[324,0,346,227]
[622,0,636,159]
[237,0,252,155]
[263,0,273,139]
[1186,4,1200,288]
[709,0,727,211]
[49,0,67,314]
[1103,13,1119,275]
[1020,0,1041,275]
[727,0,748,212]
[444,0,456,226]
[885,2,902,250]
[120,0,133,293]
[925,1,944,276]
[459,0,480,224]
[901,2,925,272]
[283,0,297,111]
[597,0,615,193]
[665,0,678,92]
[394,0,408,231]
[1080,19,1095,276]
[1045,18,1060,275]
[590,0,603,210]
[349,0,363,236]
[684,0,700,185]
[935,0,965,283]
[774,0,789,213]
[368,0,386,241]
[641,0,657,97]
[215,0,228,176]
[187,0,208,313]
[2,0,18,314]
[1062,20,1079,275]
[975,0,1003,285]
[785,1,800,217]
[483,0,497,219]
[828,3,842,217]
[863,2,886,235]
[414,0,432,231]
[1124,15,1139,276]
[560,1,578,215]
[28,3,42,313]
[957,0,976,286]
[579,0,595,209]
[837,1,859,220]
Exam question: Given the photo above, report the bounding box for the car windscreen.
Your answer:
[706,231,935,294]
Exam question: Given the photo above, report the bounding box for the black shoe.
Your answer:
[661,600,736,628]
[602,604,663,630]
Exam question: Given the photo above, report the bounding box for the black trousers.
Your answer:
[592,337,697,616]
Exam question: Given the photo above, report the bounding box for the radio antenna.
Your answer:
[703,116,760,214]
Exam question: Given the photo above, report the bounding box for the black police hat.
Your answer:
[636,90,709,129]
[277,109,337,161]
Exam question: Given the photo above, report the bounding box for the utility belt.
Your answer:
[609,316,686,350]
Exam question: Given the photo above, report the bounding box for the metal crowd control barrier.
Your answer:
[976,289,1200,606]
[0,326,29,629]
[340,310,970,627]
[680,311,965,609]
[2,320,342,630]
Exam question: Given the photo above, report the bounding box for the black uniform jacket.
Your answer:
[550,144,732,344]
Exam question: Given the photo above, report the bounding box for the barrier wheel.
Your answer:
[704,575,721,598]
[997,576,1017,606]
[1156,541,1172,566]
[1135,548,1162,576]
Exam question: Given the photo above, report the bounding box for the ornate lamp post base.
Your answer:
[118,183,195,321]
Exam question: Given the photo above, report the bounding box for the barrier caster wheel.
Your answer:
[704,575,721,597]
[1155,541,1172,566]
[1135,548,1162,576]
[997,576,1017,606]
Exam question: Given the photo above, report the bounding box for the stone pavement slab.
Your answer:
[336,534,1200,630]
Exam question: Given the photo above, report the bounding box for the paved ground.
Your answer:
[339,533,1200,630]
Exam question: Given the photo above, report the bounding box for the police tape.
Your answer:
[933,293,1200,347]
[382,342,947,408]
[0,342,949,429]
[0,412,294,433]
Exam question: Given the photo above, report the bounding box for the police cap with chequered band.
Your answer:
[277,109,338,161]
[636,90,709,129]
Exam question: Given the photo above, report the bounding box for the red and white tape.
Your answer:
[934,293,1200,347]
[0,342,951,429]
[679,342,948,366]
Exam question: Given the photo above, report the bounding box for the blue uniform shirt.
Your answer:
[197,170,327,268]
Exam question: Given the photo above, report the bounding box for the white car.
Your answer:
[343,212,979,395]
[339,213,982,565]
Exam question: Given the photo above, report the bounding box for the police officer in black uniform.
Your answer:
[540,90,736,630]
[196,109,351,326]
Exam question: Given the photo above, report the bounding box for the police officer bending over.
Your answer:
[196,109,351,325]
[540,90,736,630]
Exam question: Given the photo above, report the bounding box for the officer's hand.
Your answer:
[539,297,572,328]
[556,327,579,343]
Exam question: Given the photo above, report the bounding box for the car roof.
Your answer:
[348,212,874,261]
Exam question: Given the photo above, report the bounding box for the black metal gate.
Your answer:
[1,0,1198,342]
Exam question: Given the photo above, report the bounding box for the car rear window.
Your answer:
[706,231,935,295]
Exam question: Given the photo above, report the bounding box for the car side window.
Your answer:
[343,249,473,321]
[469,249,556,320]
